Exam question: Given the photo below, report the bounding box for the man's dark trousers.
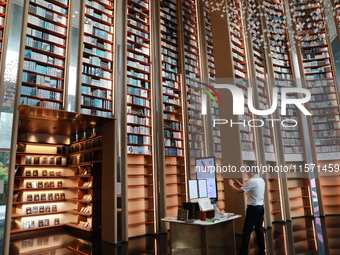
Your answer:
[239,205,265,255]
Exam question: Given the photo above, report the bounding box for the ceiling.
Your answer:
[18,105,114,136]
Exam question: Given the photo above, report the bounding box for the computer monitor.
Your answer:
[195,157,218,201]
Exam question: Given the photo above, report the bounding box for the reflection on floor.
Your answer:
[9,216,340,255]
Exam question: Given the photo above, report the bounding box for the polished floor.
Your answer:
[9,216,340,255]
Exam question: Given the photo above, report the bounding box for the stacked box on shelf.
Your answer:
[182,0,205,170]
[126,0,154,237]
[81,0,114,117]
[21,0,69,110]
[160,0,186,218]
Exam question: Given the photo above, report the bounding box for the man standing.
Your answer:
[229,170,266,255]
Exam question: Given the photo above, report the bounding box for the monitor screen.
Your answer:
[195,157,218,201]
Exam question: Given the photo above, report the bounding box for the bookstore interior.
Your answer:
[0,0,340,254]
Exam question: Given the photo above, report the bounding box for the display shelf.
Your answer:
[12,125,103,235]
[20,0,69,110]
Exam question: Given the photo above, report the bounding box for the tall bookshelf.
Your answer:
[80,0,114,117]
[182,0,204,167]
[201,2,225,211]
[263,0,305,222]
[160,0,186,218]
[291,0,340,217]
[126,0,154,237]
[21,0,69,110]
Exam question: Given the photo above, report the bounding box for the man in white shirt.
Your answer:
[229,170,266,255]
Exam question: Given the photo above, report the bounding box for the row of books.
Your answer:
[82,65,112,79]
[315,137,340,146]
[81,95,112,109]
[164,130,181,139]
[83,56,112,69]
[26,37,65,56]
[69,151,102,164]
[23,60,64,77]
[22,85,62,100]
[164,139,182,148]
[82,74,111,88]
[22,218,59,229]
[70,126,103,143]
[127,77,150,89]
[86,0,112,15]
[127,125,151,135]
[26,192,65,202]
[127,145,151,155]
[25,169,62,177]
[25,49,64,67]
[85,8,112,22]
[27,27,65,46]
[29,5,67,25]
[31,0,68,15]
[84,25,111,40]
[127,135,151,145]
[84,46,112,61]
[25,180,63,189]
[24,156,67,165]
[84,35,112,51]
[127,115,150,126]
[69,138,102,153]
[26,204,58,214]
[28,15,66,35]
[20,97,62,110]
[22,72,63,89]
[189,141,204,149]
[165,147,183,156]
[127,95,150,107]
[82,86,112,99]
[80,108,111,117]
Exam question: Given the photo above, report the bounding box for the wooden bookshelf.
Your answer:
[80,0,114,117]
[20,0,69,110]
[126,0,154,238]
[160,0,186,218]
[291,0,340,162]
[182,0,205,162]
[12,129,104,234]
[286,178,312,218]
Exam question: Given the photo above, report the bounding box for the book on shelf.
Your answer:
[26,207,32,214]
[33,170,38,176]
[26,170,31,176]
[52,205,57,212]
[45,205,51,212]
[27,194,32,201]
[38,220,43,227]
[34,194,39,201]
[33,206,38,214]
[42,170,47,176]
